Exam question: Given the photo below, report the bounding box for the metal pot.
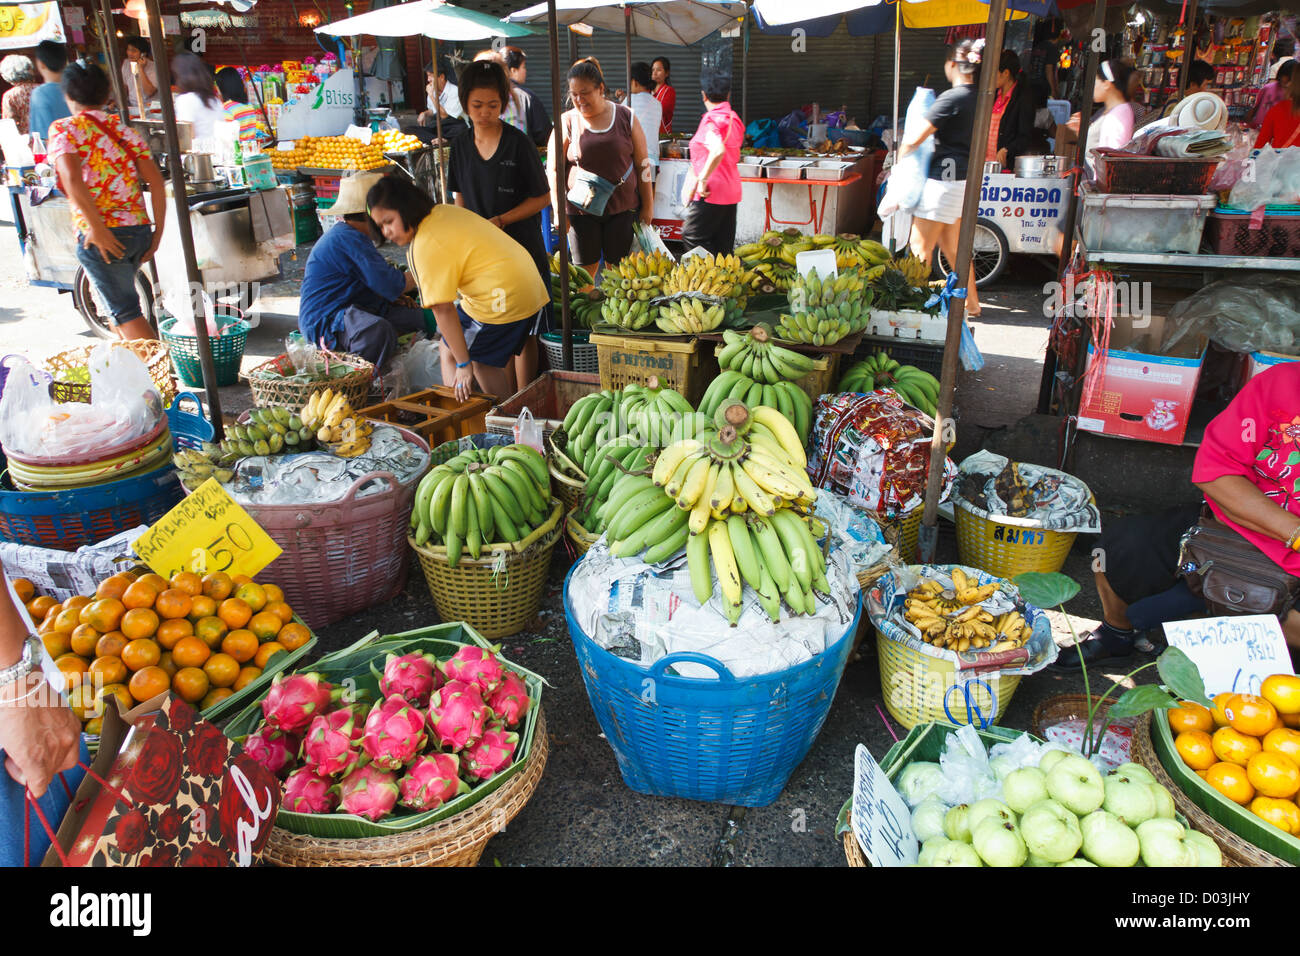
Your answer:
[182,151,214,183]
[1015,155,1048,178]
[187,178,224,195]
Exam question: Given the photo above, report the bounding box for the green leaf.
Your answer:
[1257,449,1273,461]
[1011,572,1081,608]
[1106,684,1179,719]
[1289,451,1300,466]
[1156,646,1212,707]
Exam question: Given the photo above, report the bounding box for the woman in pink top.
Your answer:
[680,71,744,255]
[1060,362,1300,667]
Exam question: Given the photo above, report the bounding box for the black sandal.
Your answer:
[1051,626,1135,669]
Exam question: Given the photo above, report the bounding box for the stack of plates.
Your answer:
[5,421,174,491]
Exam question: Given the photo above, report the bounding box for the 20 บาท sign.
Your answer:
[132,478,281,580]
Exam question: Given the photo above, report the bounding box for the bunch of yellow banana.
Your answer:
[656,296,727,334]
[901,571,1030,653]
[886,251,931,287]
[300,387,373,458]
[661,252,751,302]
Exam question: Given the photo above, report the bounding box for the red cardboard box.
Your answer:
[1076,315,1207,445]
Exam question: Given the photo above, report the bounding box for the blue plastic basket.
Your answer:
[166,391,214,450]
[563,563,863,806]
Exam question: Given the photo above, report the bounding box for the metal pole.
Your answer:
[1177,0,1201,99]
[892,0,901,160]
[548,0,573,371]
[742,2,749,125]
[625,6,633,99]
[98,0,129,125]
[433,37,446,203]
[143,0,224,438]
[918,0,1009,560]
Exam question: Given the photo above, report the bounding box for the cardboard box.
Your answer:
[1076,314,1207,445]
[1247,350,1300,381]
[1054,123,1077,159]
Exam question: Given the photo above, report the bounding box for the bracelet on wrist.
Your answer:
[1288,525,1300,552]
[456,360,471,369]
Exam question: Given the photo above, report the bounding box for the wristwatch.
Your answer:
[0,635,42,688]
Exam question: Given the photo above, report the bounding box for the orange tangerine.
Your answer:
[1262,674,1300,716]
[83,717,104,736]
[253,641,285,669]
[121,580,159,610]
[234,582,267,613]
[94,631,128,658]
[80,598,125,633]
[203,652,239,688]
[96,682,134,717]
[1249,796,1300,834]
[171,636,211,668]
[194,616,228,649]
[172,666,209,704]
[1196,769,1209,779]
[52,606,83,635]
[221,629,258,663]
[88,655,128,686]
[1212,726,1263,766]
[231,573,253,588]
[1246,751,1300,799]
[187,594,217,622]
[38,606,62,634]
[55,654,89,689]
[233,665,262,691]
[129,665,171,702]
[1168,702,1214,735]
[1225,693,1279,738]
[201,571,234,601]
[120,638,161,672]
[136,573,168,592]
[276,622,310,651]
[1175,730,1217,771]
[63,596,91,612]
[26,595,56,621]
[41,631,72,659]
[13,578,34,603]
[65,684,100,721]
[170,571,203,596]
[1285,714,1300,729]
[1210,691,1234,728]
[69,623,102,658]
[157,651,178,679]
[154,588,192,620]
[121,607,160,641]
[262,583,285,604]
[155,618,194,650]
[264,600,294,625]
[218,597,252,630]
[248,611,283,642]
[199,687,234,710]
[94,573,134,602]
[1263,727,1300,764]
[1205,761,1255,805]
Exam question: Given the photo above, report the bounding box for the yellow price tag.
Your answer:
[133,478,282,580]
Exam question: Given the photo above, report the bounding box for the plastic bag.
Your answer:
[632,220,674,260]
[877,87,935,218]
[0,347,162,459]
[512,407,543,453]
[285,331,314,374]
[1229,147,1300,210]
[401,336,441,390]
[1163,275,1300,355]
[746,118,779,149]
[777,109,808,148]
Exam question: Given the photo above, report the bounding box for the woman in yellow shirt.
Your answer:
[365,176,549,400]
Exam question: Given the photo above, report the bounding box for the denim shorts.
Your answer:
[75,224,153,324]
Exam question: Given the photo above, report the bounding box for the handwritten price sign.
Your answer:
[132,478,281,579]
[851,744,917,868]
[1163,615,1296,697]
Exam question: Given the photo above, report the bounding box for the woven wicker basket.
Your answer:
[243,350,374,410]
[262,711,549,867]
[1132,713,1287,868]
[1030,693,1117,740]
[44,340,176,408]
[545,432,585,513]
[566,514,598,556]
[410,501,563,640]
[843,812,867,867]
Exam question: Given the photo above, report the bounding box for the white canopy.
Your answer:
[505,0,747,46]
[316,0,533,40]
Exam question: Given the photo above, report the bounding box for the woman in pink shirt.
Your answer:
[1060,362,1300,666]
[680,71,744,255]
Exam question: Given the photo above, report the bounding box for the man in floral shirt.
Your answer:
[49,60,166,340]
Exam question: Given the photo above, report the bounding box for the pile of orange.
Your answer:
[28,570,309,735]
[1170,674,1300,835]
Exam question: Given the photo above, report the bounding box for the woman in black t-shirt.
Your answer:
[896,38,983,318]
[447,59,552,389]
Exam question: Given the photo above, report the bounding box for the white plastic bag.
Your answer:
[512,407,543,453]
[401,337,442,390]
[877,87,935,218]
[632,220,674,259]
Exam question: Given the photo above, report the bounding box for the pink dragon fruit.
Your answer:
[487,671,531,726]
[282,766,338,814]
[427,680,490,752]
[398,753,471,811]
[462,723,519,781]
[301,705,366,777]
[242,725,300,777]
[337,764,400,821]
[379,651,442,707]
[362,694,428,770]
[442,646,505,696]
[261,673,334,734]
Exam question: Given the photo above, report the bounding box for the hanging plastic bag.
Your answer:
[878,87,935,218]
[402,336,442,390]
[632,221,674,259]
[513,407,543,454]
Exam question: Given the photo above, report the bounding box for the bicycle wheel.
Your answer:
[933,218,1010,288]
[73,266,157,339]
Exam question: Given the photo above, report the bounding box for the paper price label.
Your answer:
[1163,615,1296,697]
[132,478,282,580]
[851,743,917,868]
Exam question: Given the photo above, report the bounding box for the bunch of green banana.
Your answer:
[548,252,594,290]
[715,325,819,385]
[747,258,798,293]
[562,292,603,330]
[655,295,732,334]
[600,295,657,330]
[573,445,656,533]
[173,447,235,492]
[409,443,552,566]
[173,406,318,489]
[696,370,812,445]
[837,351,941,415]
[773,266,874,347]
[559,385,703,477]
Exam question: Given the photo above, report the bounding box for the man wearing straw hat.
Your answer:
[299,171,434,369]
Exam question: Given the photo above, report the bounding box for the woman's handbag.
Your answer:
[1178,513,1300,619]
[564,110,634,216]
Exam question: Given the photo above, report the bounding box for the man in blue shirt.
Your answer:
[299,172,433,368]
[30,40,70,141]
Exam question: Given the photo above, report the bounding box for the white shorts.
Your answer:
[912,177,966,225]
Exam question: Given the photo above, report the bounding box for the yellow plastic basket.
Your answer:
[589,333,707,405]
[876,628,1021,731]
[875,509,922,563]
[953,498,1078,578]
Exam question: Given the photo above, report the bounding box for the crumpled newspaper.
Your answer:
[568,537,860,680]
[223,425,429,505]
[955,451,1100,534]
[814,488,892,574]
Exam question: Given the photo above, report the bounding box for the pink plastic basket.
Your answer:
[243,426,430,628]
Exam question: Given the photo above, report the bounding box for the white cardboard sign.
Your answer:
[1162,615,1296,697]
[850,743,917,867]
[795,248,837,280]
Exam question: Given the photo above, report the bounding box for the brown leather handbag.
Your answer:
[1178,515,1300,619]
